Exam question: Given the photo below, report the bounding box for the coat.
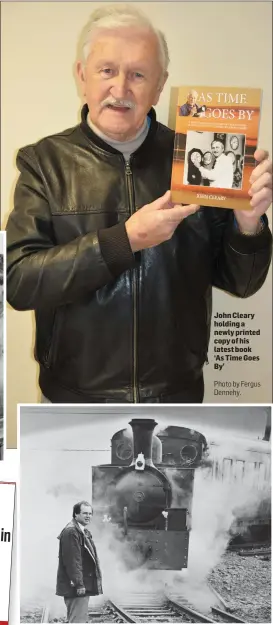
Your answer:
[56,519,103,598]
[6,105,272,402]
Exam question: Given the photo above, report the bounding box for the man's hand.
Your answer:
[190,105,198,117]
[234,149,272,234]
[76,587,86,596]
[125,191,199,253]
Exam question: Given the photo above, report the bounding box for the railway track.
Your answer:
[108,593,215,623]
[44,595,213,623]
[41,592,247,623]
[169,594,246,624]
[211,607,246,623]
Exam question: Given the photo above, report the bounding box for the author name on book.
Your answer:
[197,194,226,200]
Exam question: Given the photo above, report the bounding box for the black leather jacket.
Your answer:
[6,106,272,402]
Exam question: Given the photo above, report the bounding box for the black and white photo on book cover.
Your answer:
[183,131,246,190]
[19,405,271,624]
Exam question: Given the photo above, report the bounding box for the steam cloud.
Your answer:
[21,431,270,620]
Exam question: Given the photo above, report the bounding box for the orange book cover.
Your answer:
[170,86,262,210]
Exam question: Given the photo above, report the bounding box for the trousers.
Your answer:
[64,596,89,623]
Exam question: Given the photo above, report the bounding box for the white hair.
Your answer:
[78,3,170,76]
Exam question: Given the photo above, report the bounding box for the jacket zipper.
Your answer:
[125,159,139,403]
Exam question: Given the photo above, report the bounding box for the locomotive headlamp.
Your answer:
[135,452,145,471]
[162,510,169,531]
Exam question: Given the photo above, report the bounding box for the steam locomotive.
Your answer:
[92,418,207,570]
[92,417,271,570]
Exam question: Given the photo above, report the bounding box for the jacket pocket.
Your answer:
[36,307,65,369]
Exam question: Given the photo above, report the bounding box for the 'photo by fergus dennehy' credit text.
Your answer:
[183,131,246,190]
[19,405,271,624]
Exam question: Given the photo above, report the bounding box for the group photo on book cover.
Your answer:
[183,130,245,190]
[19,406,271,624]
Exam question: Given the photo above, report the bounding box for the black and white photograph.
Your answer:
[20,405,271,624]
[183,131,246,189]
[0,233,4,460]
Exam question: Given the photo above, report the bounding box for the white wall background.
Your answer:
[1,2,272,447]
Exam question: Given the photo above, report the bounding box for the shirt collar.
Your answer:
[77,522,86,533]
[87,114,149,145]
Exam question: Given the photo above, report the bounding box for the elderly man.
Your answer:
[197,140,234,188]
[179,89,199,116]
[6,4,272,404]
[56,501,102,623]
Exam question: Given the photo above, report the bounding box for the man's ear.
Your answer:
[76,61,87,96]
[153,71,169,105]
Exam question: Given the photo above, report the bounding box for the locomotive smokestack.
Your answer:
[129,419,157,467]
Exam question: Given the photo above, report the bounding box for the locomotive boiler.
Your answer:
[92,418,206,570]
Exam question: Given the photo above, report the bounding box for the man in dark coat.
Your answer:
[56,501,102,623]
[6,4,273,404]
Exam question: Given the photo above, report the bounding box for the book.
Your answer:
[170,86,262,210]
[0,482,15,625]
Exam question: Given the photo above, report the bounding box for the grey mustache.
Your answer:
[102,98,136,109]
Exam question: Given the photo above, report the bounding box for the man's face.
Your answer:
[75,504,92,526]
[211,141,224,158]
[187,92,197,107]
[77,27,167,141]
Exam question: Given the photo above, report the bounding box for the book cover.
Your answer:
[0,482,15,625]
[170,86,262,210]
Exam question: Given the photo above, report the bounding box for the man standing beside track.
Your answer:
[56,501,102,623]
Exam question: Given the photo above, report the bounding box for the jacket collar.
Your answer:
[72,518,93,537]
[58,518,91,536]
[80,103,158,162]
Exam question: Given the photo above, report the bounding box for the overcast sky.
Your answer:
[20,405,271,453]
